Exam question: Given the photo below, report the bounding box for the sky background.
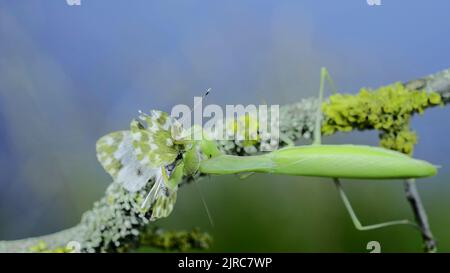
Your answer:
[0,0,449,252]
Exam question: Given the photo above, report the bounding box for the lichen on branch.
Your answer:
[322,83,442,155]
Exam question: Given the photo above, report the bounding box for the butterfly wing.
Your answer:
[97,109,183,210]
[151,191,177,220]
[140,167,178,220]
[96,131,159,192]
[131,110,179,167]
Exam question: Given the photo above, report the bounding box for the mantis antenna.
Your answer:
[195,176,215,227]
[191,88,212,113]
[190,88,215,226]
[315,67,417,231]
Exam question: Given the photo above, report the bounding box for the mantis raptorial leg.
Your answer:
[315,68,418,231]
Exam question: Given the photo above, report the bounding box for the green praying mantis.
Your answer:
[96,67,437,232]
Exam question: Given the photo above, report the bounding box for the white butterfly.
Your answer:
[96,110,186,219]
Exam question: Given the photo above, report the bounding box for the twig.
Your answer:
[404,179,436,253]
[405,68,450,104]
[401,69,450,252]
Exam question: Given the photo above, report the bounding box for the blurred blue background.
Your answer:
[0,0,449,252]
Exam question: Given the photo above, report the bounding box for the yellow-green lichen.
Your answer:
[139,227,213,252]
[112,227,212,253]
[29,241,73,253]
[322,83,442,154]
[226,113,260,147]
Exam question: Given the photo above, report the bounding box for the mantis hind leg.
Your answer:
[313,67,338,145]
[333,178,418,231]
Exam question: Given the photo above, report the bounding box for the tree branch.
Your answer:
[0,226,82,253]
[405,68,450,104]
[404,179,436,253]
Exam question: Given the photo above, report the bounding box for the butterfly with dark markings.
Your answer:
[96,110,193,220]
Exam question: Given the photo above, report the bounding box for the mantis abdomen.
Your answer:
[199,145,437,179]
